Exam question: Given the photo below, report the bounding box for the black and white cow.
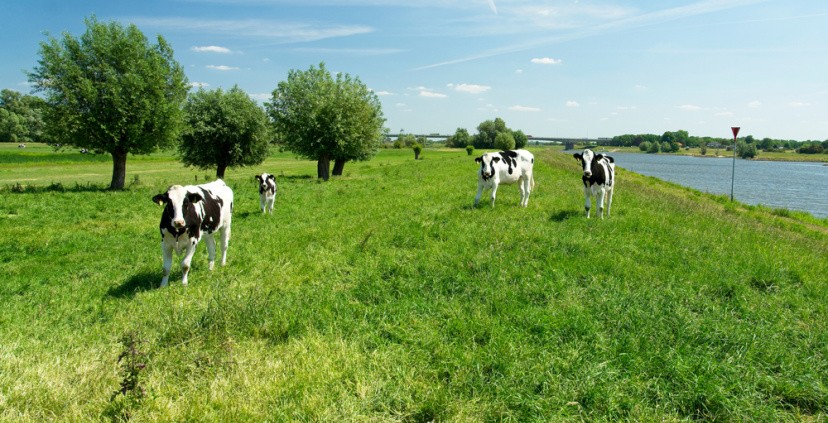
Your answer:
[573,148,615,219]
[474,149,535,208]
[152,179,234,287]
[255,172,277,214]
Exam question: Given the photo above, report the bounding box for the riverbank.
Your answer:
[593,146,827,163]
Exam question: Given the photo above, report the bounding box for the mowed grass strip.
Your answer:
[0,146,826,421]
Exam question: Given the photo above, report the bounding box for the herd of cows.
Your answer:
[151,148,616,287]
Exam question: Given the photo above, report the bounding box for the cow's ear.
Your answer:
[605,156,615,163]
[255,175,263,182]
[152,194,167,206]
[474,156,482,163]
[187,192,204,203]
[267,174,276,182]
[573,153,582,161]
[492,156,501,163]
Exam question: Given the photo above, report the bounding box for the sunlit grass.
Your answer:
[0,146,826,421]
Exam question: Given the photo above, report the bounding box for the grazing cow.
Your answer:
[152,179,234,287]
[573,148,615,219]
[255,173,277,214]
[17,144,25,148]
[474,149,535,208]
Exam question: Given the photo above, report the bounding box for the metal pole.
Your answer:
[730,127,740,201]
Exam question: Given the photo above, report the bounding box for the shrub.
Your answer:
[412,143,422,160]
[465,145,474,156]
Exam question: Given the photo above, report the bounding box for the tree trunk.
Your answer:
[317,155,331,181]
[332,159,347,176]
[216,163,227,180]
[110,148,128,190]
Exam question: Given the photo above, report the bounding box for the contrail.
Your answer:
[487,0,497,14]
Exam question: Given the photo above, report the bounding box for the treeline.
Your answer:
[606,130,827,155]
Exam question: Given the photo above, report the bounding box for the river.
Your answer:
[602,152,828,219]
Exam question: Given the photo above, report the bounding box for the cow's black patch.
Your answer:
[199,188,223,234]
[582,155,615,187]
[498,151,517,175]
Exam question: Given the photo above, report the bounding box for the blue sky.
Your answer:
[2,0,826,140]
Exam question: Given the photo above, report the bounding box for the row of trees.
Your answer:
[609,131,827,153]
[23,17,385,189]
[444,117,528,150]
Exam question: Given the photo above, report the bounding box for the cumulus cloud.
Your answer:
[415,87,447,98]
[189,81,210,88]
[509,105,541,112]
[531,57,562,65]
[192,45,232,54]
[447,83,491,94]
[206,65,240,71]
[374,90,394,96]
[566,101,580,108]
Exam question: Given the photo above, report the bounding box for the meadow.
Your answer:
[1,143,826,421]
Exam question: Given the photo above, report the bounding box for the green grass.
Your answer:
[1,146,826,421]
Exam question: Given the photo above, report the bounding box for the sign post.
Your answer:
[730,126,740,201]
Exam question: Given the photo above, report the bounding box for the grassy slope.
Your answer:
[1,146,826,421]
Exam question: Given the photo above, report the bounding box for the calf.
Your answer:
[255,173,277,214]
[573,148,615,219]
[152,179,234,287]
[474,149,535,208]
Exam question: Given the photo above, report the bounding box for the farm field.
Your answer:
[1,145,827,421]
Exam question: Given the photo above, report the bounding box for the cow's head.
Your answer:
[152,185,204,229]
[573,149,597,178]
[475,153,501,179]
[255,173,275,192]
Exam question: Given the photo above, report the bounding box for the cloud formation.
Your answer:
[206,65,240,71]
[132,17,372,43]
[566,101,580,108]
[447,83,491,94]
[192,45,232,54]
[531,57,562,65]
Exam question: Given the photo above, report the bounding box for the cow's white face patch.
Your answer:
[579,149,595,177]
[165,185,191,229]
[478,153,501,179]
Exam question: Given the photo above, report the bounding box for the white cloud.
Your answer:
[509,105,541,112]
[487,0,497,14]
[206,65,240,71]
[677,104,702,111]
[189,81,210,88]
[420,90,447,98]
[634,84,648,90]
[717,111,735,117]
[192,45,232,54]
[566,101,580,108]
[515,69,523,74]
[447,83,491,94]
[531,57,562,65]
[747,100,761,108]
[374,90,394,96]
[131,17,373,43]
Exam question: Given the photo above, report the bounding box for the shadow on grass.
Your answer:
[108,271,158,298]
[4,181,110,194]
[549,209,581,222]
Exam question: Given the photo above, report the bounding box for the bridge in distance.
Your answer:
[387,134,610,144]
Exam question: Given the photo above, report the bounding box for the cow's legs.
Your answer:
[205,234,217,270]
[474,184,484,207]
[520,174,532,207]
[267,196,275,214]
[160,242,174,287]
[180,241,198,286]
[606,186,614,217]
[219,225,231,266]
[260,196,266,213]
[596,188,606,219]
[583,185,592,218]
[490,184,498,207]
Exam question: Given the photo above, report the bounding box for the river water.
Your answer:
[603,152,828,219]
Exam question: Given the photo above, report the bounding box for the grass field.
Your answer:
[1,144,827,421]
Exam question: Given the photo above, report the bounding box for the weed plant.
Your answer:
[0,146,826,421]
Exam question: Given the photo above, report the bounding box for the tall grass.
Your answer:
[0,146,826,421]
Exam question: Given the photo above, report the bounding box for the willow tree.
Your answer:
[179,86,271,179]
[266,63,385,180]
[28,16,188,189]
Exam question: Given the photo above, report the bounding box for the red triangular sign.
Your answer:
[731,127,740,139]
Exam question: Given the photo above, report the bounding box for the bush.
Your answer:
[736,141,757,159]
[465,145,474,156]
[412,143,422,160]
[647,141,660,154]
[639,141,651,152]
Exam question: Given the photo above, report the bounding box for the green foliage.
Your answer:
[179,86,271,178]
[797,142,824,154]
[445,128,471,148]
[28,16,188,189]
[494,131,515,150]
[266,62,385,179]
[465,145,474,155]
[736,141,758,159]
[512,130,528,149]
[639,141,650,152]
[412,142,422,159]
[647,141,661,153]
[0,89,47,143]
[395,134,417,148]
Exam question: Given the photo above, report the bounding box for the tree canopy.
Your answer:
[266,62,385,180]
[179,86,272,179]
[472,118,525,149]
[28,16,188,189]
[0,89,47,144]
